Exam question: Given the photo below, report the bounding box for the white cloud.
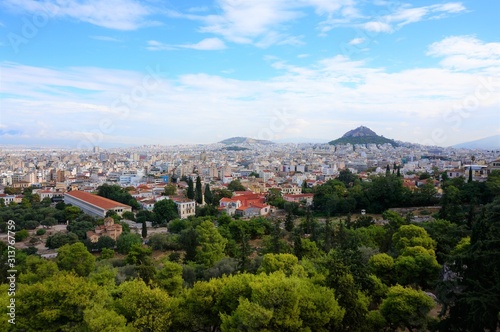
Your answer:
[1,34,498,146]
[1,0,157,30]
[180,37,227,50]
[427,35,500,72]
[195,0,358,47]
[348,37,365,45]
[363,21,392,32]
[199,0,302,45]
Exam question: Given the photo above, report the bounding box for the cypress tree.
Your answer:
[141,220,147,239]
[285,211,294,232]
[195,176,203,204]
[293,229,303,260]
[301,180,307,193]
[187,178,194,199]
[204,183,213,205]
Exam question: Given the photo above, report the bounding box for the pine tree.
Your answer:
[386,164,391,176]
[397,166,401,177]
[187,178,194,199]
[195,176,203,204]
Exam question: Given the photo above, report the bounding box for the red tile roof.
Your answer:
[65,190,131,210]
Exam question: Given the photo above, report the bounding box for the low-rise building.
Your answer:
[283,193,314,206]
[86,217,123,243]
[171,197,196,219]
[64,190,132,218]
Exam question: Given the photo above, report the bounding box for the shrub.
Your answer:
[15,229,30,242]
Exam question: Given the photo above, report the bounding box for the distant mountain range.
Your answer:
[452,135,500,150]
[218,137,274,145]
[328,126,399,147]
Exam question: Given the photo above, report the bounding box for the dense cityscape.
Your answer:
[1,128,500,331]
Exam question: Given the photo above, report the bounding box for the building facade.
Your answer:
[64,190,132,218]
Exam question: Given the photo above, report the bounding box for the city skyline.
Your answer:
[1,0,499,148]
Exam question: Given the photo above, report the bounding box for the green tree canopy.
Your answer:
[56,242,96,277]
[153,199,179,226]
[196,220,227,267]
[392,224,436,254]
[228,179,246,192]
[114,279,175,331]
[97,183,140,210]
[380,285,434,331]
[116,233,142,255]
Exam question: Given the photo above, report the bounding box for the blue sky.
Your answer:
[0,0,499,148]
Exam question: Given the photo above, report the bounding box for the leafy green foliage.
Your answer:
[116,233,142,255]
[14,229,29,242]
[196,220,227,267]
[114,279,175,331]
[97,183,140,210]
[46,232,79,249]
[56,242,95,277]
[152,199,179,226]
[164,183,177,196]
[227,179,246,192]
[380,285,434,331]
[392,224,436,254]
[438,197,500,331]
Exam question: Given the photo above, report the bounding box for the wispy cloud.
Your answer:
[180,37,226,50]
[147,38,226,51]
[0,128,23,136]
[361,2,466,33]
[1,0,158,30]
[188,6,210,13]
[90,36,120,42]
[318,2,466,34]
[146,40,175,51]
